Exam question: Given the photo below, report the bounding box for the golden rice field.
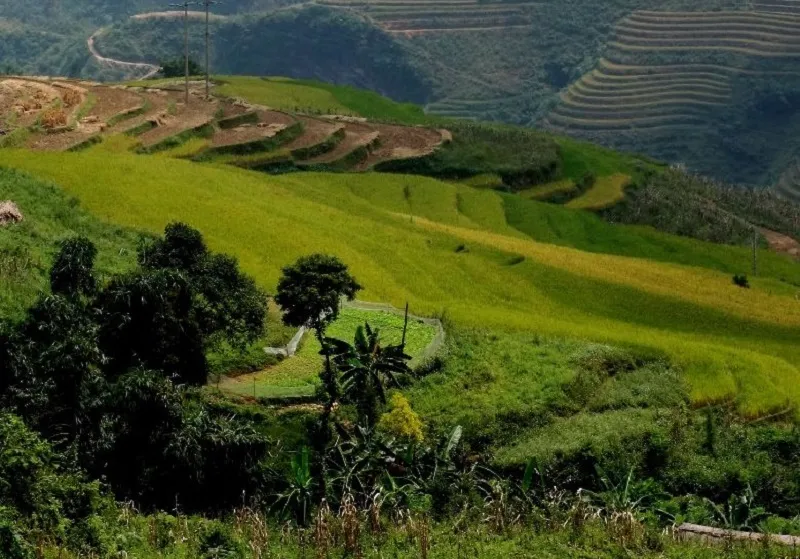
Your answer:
[565,174,631,210]
[0,147,799,418]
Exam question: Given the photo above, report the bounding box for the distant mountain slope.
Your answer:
[545,5,800,189]
[10,0,800,189]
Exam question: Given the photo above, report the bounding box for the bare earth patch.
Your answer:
[760,227,800,259]
[137,94,219,147]
[284,116,342,151]
[299,122,378,164]
[356,124,444,169]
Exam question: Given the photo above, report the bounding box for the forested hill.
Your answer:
[7,0,800,190]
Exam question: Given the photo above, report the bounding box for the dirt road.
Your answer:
[87,30,160,81]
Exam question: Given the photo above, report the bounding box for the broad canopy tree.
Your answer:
[0,223,271,512]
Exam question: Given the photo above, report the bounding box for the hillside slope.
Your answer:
[1,143,799,419]
[10,0,800,188]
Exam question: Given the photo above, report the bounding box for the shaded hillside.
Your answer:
[544,7,800,188]
[95,6,432,103]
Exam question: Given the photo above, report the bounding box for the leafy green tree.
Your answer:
[140,223,268,352]
[328,323,412,426]
[274,254,362,338]
[0,295,101,440]
[49,236,98,298]
[96,269,207,385]
[275,254,361,434]
[159,57,202,79]
[139,222,208,272]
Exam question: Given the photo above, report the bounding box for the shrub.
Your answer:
[199,520,245,559]
[732,274,750,289]
[378,393,424,443]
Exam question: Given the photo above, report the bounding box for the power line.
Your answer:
[202,0,221,100]
[168,0,197,105]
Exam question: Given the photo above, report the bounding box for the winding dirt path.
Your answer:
[88,30,160,81]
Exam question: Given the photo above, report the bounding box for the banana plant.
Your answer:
[275,446,315,526]
[326,323,412,426]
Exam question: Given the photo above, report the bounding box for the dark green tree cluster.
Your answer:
[159,57,202,78]
[0,223,269,512]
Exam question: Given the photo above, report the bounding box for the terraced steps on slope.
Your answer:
[135,95,220,150]
[29,85,145,151]
[210,110,296,148]
[563,89,730,106]
[354,124,445,169]
[572,81,732,97]
[283,116,345,157]
[545,112,712,130]
[317,0,538,33]
[754,0,800,15]
[297,121,380,166]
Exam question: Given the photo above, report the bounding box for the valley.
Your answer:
[3,6,800,558]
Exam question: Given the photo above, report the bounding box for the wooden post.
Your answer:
[184,3,190,105]
[168,1,194,105]
[752,227,758,277]
[401,302,409,348]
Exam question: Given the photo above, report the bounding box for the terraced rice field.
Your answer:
[6,77,444,172]
[315,0,538,33]
[545,7,800,180]
[219,306,439,399]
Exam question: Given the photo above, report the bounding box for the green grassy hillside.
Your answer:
[1,145,798,420]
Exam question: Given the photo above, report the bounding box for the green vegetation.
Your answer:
[0,168,139,319]
[215,76,352,115]
[219,306,437,399]
[602,169,800,245]
[1,149,799,419]
[566,173,631,210]
[5,71,800,555]
[375,122,561,188]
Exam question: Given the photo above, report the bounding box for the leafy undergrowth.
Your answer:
[0,149,799,416]
[411,329,800,520]
[218,306,437,399]
[38,510,792,559]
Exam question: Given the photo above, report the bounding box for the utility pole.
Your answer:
[202,0,220,100]
[169,1,196,106]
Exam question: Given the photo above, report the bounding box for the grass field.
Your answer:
[566,173,631,210]
[218,306,437,399]
[212,76,428,124]
[0,149,799,417]
[518,179,576,201]
[0,168,140,320]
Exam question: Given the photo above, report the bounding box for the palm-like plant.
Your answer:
[276,447,315,526]
[327,323,412,426]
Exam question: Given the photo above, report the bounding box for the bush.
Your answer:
[198,521,245,559]
[733,274,750,289]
